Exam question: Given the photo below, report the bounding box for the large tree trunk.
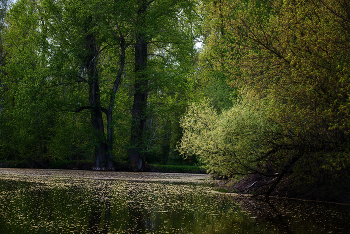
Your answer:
[85,26,107,170]
[106,112,114,169]
[106,30,126,170]
[129,1,148,170]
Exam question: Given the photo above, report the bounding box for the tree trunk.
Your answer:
[85,25,107,170]
[106,30,126,170]
[265,153,302,201]
[106,112,113,169]
[129,1,148,170]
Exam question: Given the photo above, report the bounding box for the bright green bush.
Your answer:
[178,93,283,177]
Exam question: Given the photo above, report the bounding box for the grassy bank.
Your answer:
[148,164,206,174]
[0,160,206,174]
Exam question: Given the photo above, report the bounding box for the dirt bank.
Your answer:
[212,171,350,204]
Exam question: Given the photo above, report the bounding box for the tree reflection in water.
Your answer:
[127,200,145,233]
[0,169,349,233]
[87,180,112,233]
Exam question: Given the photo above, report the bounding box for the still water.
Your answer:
[0,169,349,233]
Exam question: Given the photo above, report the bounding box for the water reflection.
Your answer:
[0,171,349,233]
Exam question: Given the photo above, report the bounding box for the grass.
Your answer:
[213,187,230,193]
[149,164,206,174]
[0,160,94,169]
[0,160,28,168]
[0,160,206,174]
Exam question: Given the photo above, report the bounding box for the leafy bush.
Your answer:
[178,93,283,178]
[179,88,350,182]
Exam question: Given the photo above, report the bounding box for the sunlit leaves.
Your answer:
[186,0,350,183]
[179,92,282,177]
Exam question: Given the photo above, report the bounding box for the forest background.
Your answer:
[1,0,350,201]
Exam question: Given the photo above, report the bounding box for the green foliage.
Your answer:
[180,0,350,191]
[128,0,200,164]
[191,0,237,112]
[0,0,200,167]
[179,93,282,177]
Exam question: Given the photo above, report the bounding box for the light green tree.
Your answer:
[180,0,350,198]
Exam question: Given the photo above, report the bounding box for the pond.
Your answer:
[0,168,349,233]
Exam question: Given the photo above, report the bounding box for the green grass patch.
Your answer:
[149,164,206,174]
[213,188,230,193]
[0,160,206,174]
[50,160,94,169]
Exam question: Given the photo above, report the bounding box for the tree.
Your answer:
[180,0,350,198]
[129,0,148,170]
[0,0,9,114]
[0,0,9,69]
[1,0,199,170]
[0,0,63,163]
[193,0,236,112]
[0,0,128,168]
[128,0,199,170]
[42,0,128,169]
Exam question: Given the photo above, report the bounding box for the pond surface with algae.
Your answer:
[0,168,349,233]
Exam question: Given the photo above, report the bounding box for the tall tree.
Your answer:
[42,0,128,169]
[180,0,350,198]
[1,0,198,169]
[0,0,9,102]
[128,0,199,170]
[129,0,149,170]
[83,15,107,169]
[1,0,128,168]
[1,0,62,163]
[193,0,236,112]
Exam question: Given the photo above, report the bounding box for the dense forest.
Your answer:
[0,0,200,170]
[1,0,350,199]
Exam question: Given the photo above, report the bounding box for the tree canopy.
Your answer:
[179,0,350,198]
[1,0,349,200]
[0,0,199,169]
